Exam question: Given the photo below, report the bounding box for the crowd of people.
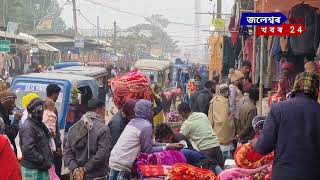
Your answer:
[0,58,319,180]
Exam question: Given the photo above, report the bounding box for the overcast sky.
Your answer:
[59,0,234,58]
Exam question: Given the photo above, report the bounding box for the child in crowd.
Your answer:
[42,99,57,151]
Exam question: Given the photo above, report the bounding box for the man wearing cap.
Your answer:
[0,90,22,154]
[64,98,111,180]
[253,72,320,180]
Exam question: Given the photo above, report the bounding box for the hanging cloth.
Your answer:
[209,36,223,79]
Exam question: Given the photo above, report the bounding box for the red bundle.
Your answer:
[110,70,154,109]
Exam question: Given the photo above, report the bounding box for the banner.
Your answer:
[37,16,53,30]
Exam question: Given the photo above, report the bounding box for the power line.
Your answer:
[81,0,209,29]
[77,9,98,28]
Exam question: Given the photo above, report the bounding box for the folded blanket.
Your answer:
[166,163,216,180]
[217,163,272,180]
[139,165,171,177]
[234,143,274,169]
[137,150,186,166]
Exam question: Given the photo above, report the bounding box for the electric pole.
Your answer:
[217,0,222,18]
[113,21,117,55]
[2,0,6,28]
[72,0,78,38]
[97,16,100,42]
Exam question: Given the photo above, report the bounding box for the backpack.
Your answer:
[287,3,320,56]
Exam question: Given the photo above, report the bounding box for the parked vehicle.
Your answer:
[134,59,172,88]
[52,66,108,99]
[11,72,99,130]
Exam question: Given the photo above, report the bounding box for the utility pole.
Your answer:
[2,0,5,28]
[113,21,117,55]
[97,16,100,42]
[72,0,78,38]
[217,0,222,18]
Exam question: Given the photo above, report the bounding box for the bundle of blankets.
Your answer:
[136,150,217,180]
[110,70,154,109]
[217,142,274,180]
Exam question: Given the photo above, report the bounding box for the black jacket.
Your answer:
[193,88,213,116]
[254,93,320,180]
[19,118,52,170]
[108,112,128,148]
[0,105,19,153]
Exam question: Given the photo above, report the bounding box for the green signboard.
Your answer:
[0,40,11,53]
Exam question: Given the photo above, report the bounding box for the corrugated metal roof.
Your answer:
[37,35,74,43]
[135,59,172,71]
[37,43,59,52]
[0,31,27,41]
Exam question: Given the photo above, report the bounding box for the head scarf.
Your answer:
[22,93,39,109]
[252,115,266,135]
[281,62,294,71]
[304,61,317,73]
[291,72,319,100]
[122,99,137,118]
[0,91,16,112]
[228,69,244,83]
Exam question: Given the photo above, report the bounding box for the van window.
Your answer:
[13,82,64,117]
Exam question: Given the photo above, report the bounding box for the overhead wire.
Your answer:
[81,0,210,29]
[77,9,98,28]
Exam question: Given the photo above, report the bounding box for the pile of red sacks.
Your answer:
[110,70,154,109]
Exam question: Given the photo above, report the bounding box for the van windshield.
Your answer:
[13,82,64,118]
[140,70,159,82]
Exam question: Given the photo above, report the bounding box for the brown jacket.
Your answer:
[237,100,257,142]
[208,95,235,145]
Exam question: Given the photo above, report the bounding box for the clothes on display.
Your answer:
[287,3,320,57]
[208,36,223,80]
[255,37,268,86]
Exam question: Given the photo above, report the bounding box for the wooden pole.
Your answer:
[252,0,256,83]
[258,0,265,115]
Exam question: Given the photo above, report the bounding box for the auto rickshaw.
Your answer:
[134,59,173,88]
[51,66,109,99]
[11,72,99,130]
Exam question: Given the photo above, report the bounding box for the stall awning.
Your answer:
[256,0,320,14]
[37,43,60,52]
[0,31,26,41]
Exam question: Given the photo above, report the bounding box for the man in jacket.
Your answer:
[46,84,63,177]
[0,91,22,154]
[254,72,320,180]
[193,80,216,116]
[109,99,183,180]
[20,98,52,180]
[108,99,136,148]
[64,98,111,180]
[235,88,259,143]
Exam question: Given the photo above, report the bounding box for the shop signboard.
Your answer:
[74,37,85,48]
[0,40,10,53]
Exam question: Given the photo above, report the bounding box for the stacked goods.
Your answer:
[110,70,154,109]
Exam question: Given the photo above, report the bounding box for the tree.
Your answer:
[121,14,179,57]
[144,14,169,29]
[0,0,67,33]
